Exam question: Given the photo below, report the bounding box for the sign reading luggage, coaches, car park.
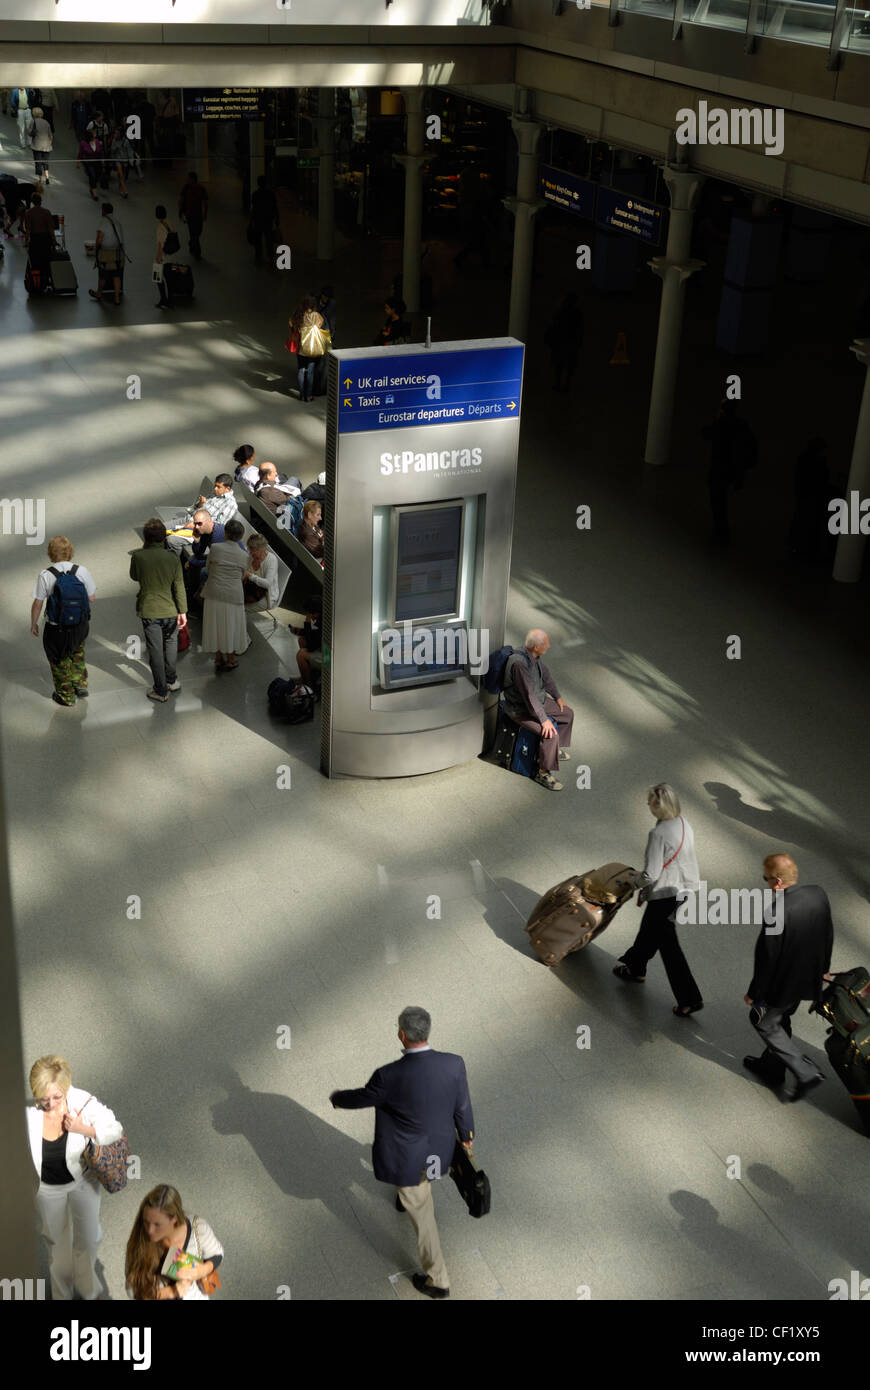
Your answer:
[182,89,269,122]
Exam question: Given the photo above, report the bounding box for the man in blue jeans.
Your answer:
[129,518,188,702]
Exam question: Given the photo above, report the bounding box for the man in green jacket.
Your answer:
[129,518,188,702]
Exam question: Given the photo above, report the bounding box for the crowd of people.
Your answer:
[29,443,325,706]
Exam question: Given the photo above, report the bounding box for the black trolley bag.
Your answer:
[812,968,870,1134]
[164,262,194,301]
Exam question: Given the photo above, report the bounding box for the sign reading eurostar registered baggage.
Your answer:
[338,345,524,434]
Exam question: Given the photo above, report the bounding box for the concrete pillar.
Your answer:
[192,121,209,181]
[833,339,870,583]
[249,121,266,185]
[394,88,426,314]
[315,88,335,262]
[643,163,705,467]
[505,113,544,342]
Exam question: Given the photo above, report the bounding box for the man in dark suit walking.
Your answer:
[744,853,834,1101]
[330,1006,474,1299]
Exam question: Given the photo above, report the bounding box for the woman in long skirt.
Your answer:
[201,519,250,670]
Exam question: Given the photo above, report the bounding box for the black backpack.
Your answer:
[45,566,90,627]
[267,678,314,723]
[162,225,180,256]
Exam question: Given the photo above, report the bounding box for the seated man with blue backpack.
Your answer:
[491,629,573,792]
[30,535,95,706]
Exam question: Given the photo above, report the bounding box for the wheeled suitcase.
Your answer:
[813,968,870,1135]
[164,262,194,301]
[492,710,518,769]
[511,725,540,778]
[525,862,636,965]
[48,250,78,294]
[25,257,47,295]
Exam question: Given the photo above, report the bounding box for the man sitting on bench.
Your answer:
[502,629,573,792]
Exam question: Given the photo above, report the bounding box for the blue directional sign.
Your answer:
[595,186,664,246]
[337,345,524,435]
[539,165,596,220]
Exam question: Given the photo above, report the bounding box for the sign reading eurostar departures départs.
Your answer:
[338,345,524,435]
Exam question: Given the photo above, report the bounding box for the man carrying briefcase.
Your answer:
[330,1005,475,1299]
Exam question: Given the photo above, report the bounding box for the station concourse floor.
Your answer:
[1,114,869,1302]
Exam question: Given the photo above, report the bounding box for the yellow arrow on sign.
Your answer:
[343,377,353,389]
[507,400,517,410]
[343,398,352,407]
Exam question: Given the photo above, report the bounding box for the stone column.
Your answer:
[833,339,870,583]
[192,121,209,181]
[394,88,426,313]
[315,88,335,262]
[505,113,544,341]
[643,163,705,466]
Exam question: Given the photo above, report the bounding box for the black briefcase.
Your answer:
[449,1140,491,1218]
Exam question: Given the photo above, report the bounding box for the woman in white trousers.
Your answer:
[27,1054,123,1300]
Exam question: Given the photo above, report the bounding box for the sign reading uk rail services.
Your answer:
[337,345,524,435]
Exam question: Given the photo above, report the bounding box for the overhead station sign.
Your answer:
[337,345,524,436]
[539,165,596,220]
[183,88,269,122]
[595,186,664,245]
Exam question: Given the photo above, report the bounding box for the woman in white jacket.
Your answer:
[27,1054,123,1300]
[613,783,704,1017]
[243,533,280,611]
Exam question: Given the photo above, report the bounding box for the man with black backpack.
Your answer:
[31,536,95,706]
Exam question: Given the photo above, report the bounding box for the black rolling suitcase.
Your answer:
[164,262,194,302]
[813,968,870,1135]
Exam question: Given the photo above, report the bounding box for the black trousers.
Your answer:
[619,895,702,1008]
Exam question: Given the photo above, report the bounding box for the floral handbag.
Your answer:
[78,1095,129,1193]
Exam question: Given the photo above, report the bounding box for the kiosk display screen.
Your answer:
[393,502,463,623]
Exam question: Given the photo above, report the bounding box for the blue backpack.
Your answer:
[46,565,90,627]
[482,644,521,694]
[278,494,305,536]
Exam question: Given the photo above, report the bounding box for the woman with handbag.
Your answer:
[26,1054,124,1300]
[289,294,328,403]
[613,783,704,1017]
[125,1184,224,1300]
[153,203,180,310]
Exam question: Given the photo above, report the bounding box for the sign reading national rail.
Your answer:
[539,166,596,220]
[595,187,664,245]
[183,88,269,122]
[337,345,524,435]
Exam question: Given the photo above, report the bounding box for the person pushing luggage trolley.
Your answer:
[613,782,704,1018]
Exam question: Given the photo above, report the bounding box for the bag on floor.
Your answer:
[164,262,194,300]
[491,709,517,769]
[525,864,636,966]
[46,565,90,626]
[24,257,45,295]
[813,968,870,1135]
[267,678,314,723]
[510,725,539,778]
[49,249,78,294]
[449,1139,491,1218]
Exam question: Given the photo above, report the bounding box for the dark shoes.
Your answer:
[790,1072,824,1103]
[673,1003,704,1017]
[412,1273,449,1300]
[613,964,645,983]
[743,1055,785,1087]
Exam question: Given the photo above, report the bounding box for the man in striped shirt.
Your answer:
[186,474,238,527]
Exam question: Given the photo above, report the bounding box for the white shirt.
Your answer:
[246,550,279,606]
[27,1085,123,1184]
[33,561,96,602]
[97,215,123,250]
[236,464,259,492]
[635,816,700,900]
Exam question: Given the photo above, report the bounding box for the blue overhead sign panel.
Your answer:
[337,345,524,435]
[595,187,664,246]
[539,165,596,220]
